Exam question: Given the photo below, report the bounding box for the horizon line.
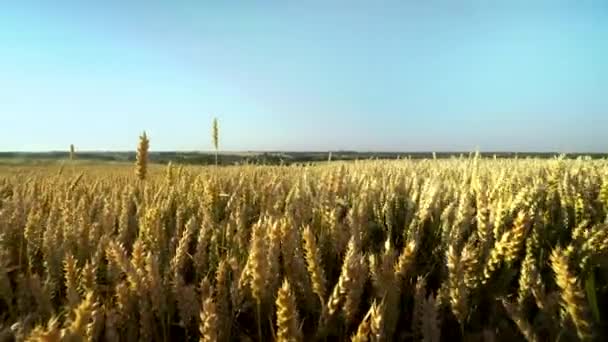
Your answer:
[1,150,606,155]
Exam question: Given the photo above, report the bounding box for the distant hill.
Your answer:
[0,151,605,166]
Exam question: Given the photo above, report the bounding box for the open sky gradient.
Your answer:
[1,1,607,152]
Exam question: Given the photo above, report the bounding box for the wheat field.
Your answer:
[0,157,607,341]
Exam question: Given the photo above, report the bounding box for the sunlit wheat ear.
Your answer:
[135,131,150,181]
[62,291,96,340]
[200,296,218,342]
[302,225,327,305]
[25,316,61,342]
[492,199,508,240]
[325,238,358,318]
[267,220,283,298]
[461,241,482,290]
[248,220,268,305]
[86,300,104,341]
[600,179,608,214]
[475,189,492,251]
[446,245,468,325]
[213,259,232,341]
[276,279,302,342]
[344,254,368,324]
[79,261,96,295]
[212,117,219,166]
[351,310,371,342]
[171,217,197,277]
[517,236,538,305]
[483,211,529,284]
[63,253,80,308]
[278,217,313,312]
[114,281,134,330]
[105,241,141,292]
[370,300,384,341]
[550,248,593,341]
[579,225,608,272]
[394,240,416,279]
[145,251,163,315]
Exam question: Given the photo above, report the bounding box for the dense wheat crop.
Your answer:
[1,157,607,341]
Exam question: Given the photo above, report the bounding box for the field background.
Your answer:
[1,151,607,167]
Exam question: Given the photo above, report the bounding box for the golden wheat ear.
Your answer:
[135,131,150,180]
[551,248,593,341]
[276,279,302,342]
[200,296,218,342]
[302,225,327,306]
[212,117,220,166]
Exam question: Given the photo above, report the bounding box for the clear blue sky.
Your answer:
[1,1,607,152]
